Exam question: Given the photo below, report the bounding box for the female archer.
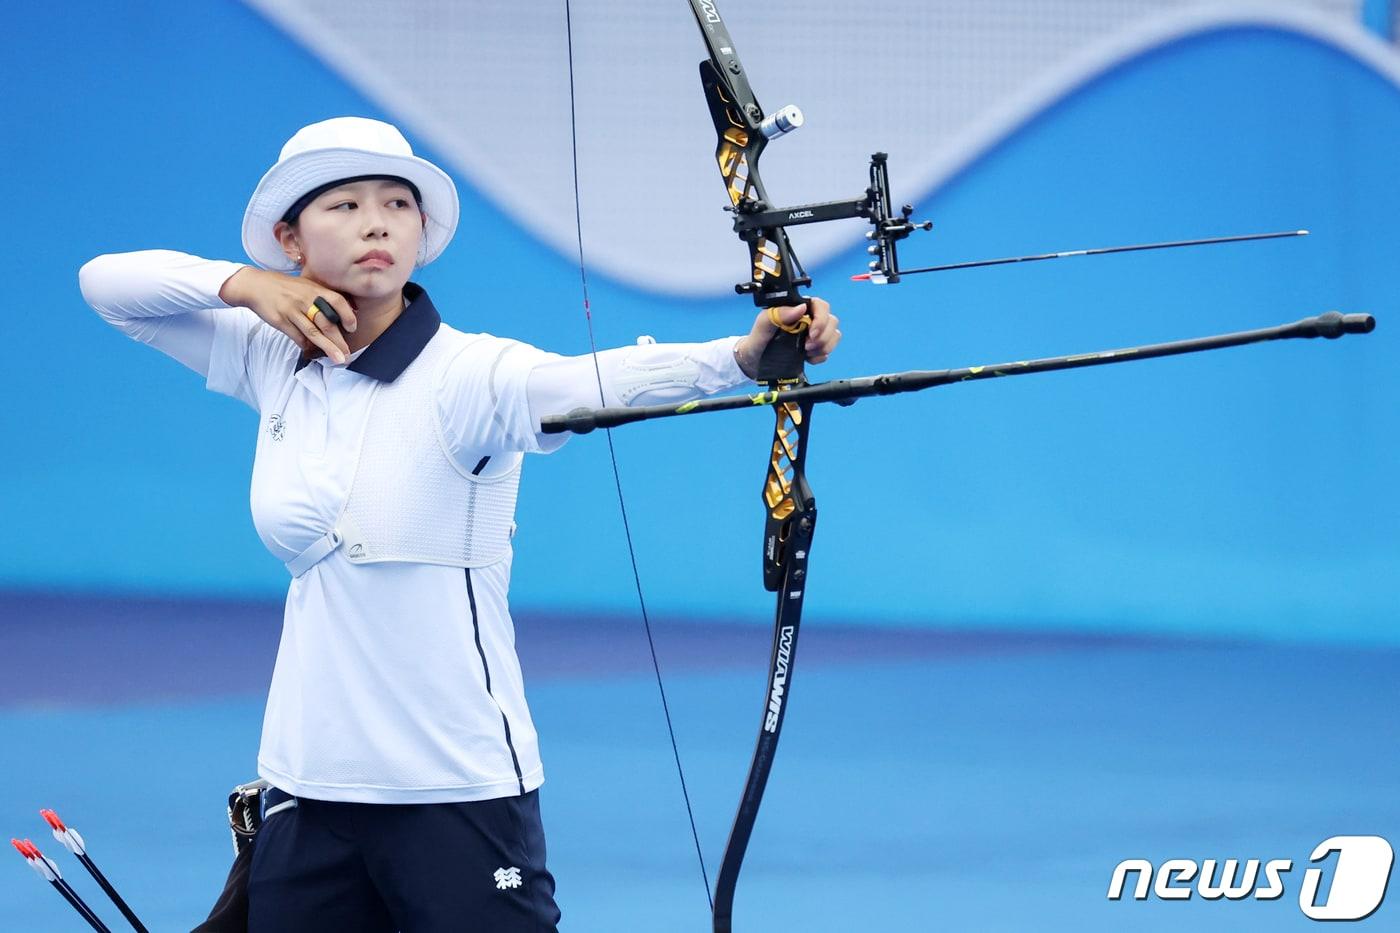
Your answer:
[78,116,840,931]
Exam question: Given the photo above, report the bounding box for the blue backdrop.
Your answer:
[2,4,1398,931]
[2,1,1396,645]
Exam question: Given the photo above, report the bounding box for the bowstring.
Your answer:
[563,0,714,910]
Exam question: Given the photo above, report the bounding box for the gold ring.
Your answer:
[305,303,322,323]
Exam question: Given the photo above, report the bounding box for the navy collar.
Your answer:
[295,283,440,382]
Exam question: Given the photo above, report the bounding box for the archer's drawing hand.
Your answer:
[219,267,359,364]
[734,297,841,379]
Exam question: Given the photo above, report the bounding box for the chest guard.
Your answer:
[285,331,521,577]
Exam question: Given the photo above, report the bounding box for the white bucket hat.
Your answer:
[241,116,459,272]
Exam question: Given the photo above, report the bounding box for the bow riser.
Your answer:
[699,60,812,314]
[763,400,813,590]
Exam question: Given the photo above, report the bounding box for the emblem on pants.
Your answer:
[494,866,522,890]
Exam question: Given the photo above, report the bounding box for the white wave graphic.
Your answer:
[241,0,1396,296]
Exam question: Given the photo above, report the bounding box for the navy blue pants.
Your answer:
[247,788,560,932]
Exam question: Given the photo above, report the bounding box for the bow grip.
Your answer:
[755,325,807,384]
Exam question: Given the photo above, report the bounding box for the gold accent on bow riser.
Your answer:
[763,400,803,519]
[711,86,783,286]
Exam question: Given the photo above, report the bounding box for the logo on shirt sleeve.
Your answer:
[494,866,523,890]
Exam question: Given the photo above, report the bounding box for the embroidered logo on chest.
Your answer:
[267,414,287,442]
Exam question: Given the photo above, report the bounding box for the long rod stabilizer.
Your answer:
[542,311,1374,435]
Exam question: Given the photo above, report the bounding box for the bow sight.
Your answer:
[719,148,933,290]
[696,17,932,308]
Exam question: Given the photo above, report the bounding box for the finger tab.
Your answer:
[312,296,341,327]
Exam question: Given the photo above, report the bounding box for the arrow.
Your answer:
[852,229,1308,281]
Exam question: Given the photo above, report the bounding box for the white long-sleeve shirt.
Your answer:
[79,250,750,804]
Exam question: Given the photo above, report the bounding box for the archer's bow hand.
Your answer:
[734,297,842,379]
